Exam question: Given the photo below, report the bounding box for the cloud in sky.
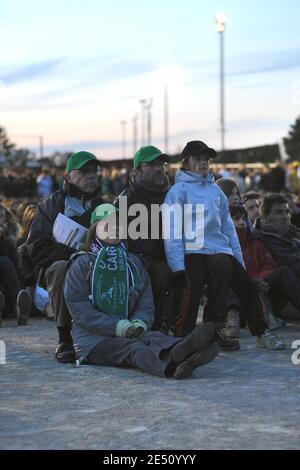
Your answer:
[0,58,65,85]
[228,49,300,76]
[1,56,156,87]
[2,0,300,158]
[187,48,300,83]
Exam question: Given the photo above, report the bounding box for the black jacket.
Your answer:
[254,220,300,276]
[114,180,167,262]
[25,185,105,287]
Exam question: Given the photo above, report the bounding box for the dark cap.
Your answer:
[181,141,217,159]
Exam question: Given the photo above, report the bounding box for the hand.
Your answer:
[172,270,187,289]
[253,278,269,294]
[125,326,136,338]
[132,327,144,339]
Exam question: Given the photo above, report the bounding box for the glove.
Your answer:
[132,327,145,339]
[125,326,136,338]
[116,320,133,337]
[172,270,187,289]
[131,320,148,338]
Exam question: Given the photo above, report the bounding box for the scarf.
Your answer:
[90,238,140,318]
[63,179,101,201]
[132,171,170,196]
[260,220,300,241]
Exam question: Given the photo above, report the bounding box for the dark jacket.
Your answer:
[114,179,167,261]
[254,220,300,274]
[0,232,21,276]
[25,183,105,287]
[64,251,154,362]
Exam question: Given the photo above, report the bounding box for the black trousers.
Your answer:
[45,260,72,330]
[175,253,267,337]
[267,266,300,316]
[145,256,173,330]
[0,256,21,315]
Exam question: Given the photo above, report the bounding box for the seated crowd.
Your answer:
[1,142,300,379]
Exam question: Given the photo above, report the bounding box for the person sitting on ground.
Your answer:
[284,192,300,228]
[163,141,285,351]
[17,203,53,320]
[114,146,173,333]
[64,204,219,379]
[0,209,32,327]
[215,178,251,339]
[0,202,20,245]
[232,204,300,321]
[25,151,106,363]
[243,191,262,226]
[254,194,300,280]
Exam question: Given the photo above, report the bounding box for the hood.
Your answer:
[175,169,215,185]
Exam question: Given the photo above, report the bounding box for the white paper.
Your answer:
[53,213,88,250]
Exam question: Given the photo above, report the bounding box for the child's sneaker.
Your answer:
[256,330,286,350]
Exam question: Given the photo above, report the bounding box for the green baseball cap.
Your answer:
[133,145,169,168]
[66,151,99,173]
[90,204,119,225]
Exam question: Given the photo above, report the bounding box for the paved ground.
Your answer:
[0,317,300,450]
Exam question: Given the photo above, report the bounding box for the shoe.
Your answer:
[170,322,215,363]
[256,330,286,350]
[224,310,240,338]
[215,328,240,351]
[0,291,5,328]
[173,342,220,379]
[55,343,76,363]
[16,289,32,326]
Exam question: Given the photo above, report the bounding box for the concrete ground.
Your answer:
[0,317,300,450]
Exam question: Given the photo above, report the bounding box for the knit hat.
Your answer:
[90,204,119,225]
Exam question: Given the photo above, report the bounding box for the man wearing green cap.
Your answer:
[25,151,106,363]
[114,145,173,332]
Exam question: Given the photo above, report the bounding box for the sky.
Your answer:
[1,0,300,160]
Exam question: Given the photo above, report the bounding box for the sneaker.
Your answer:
[224,310,240,338]
[256,330,286,350]
[16,289,32,326]
[173,342,220,379]
[0,291,5,328]
[55,343,76,364]
[215,328,241,351]
[170,322,215,363]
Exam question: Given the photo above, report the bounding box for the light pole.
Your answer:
[121,120,127,159]
[39,135,44,159]
[11,134,44,159]
[164,85,169,154]
[146,98,153,145]
[139,99,146,146]
[132,113,138,155]
[215,13,227,155]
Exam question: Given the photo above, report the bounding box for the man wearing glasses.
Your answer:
[26,151,105,363]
